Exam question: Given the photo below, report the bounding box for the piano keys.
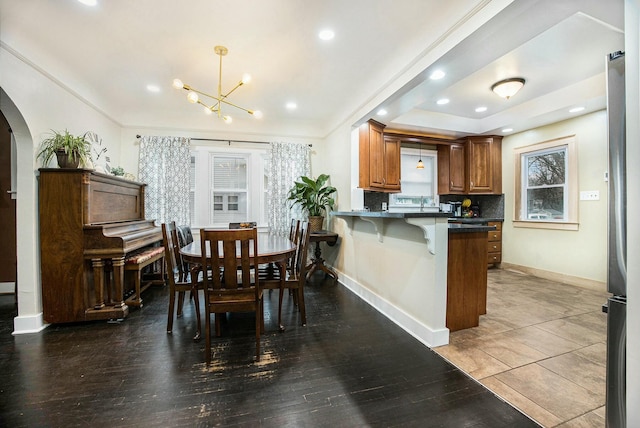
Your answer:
[38,168,162,323]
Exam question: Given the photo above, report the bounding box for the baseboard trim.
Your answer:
[337,272,449,348]
[499,262,606,292]
[13,312,48,335]
[0,282,15,294]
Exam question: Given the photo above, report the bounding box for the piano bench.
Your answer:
[124,246,165,307]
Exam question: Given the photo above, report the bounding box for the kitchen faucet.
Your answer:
[420,196,424,212]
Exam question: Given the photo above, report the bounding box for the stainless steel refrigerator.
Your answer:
[605,50,626,428]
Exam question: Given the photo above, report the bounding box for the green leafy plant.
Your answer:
[287,174,337,216]
[110,166,125,176]
[36,129,92,168]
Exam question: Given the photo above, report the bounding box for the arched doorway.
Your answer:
[1,88,44,334]
[0,110,17,304]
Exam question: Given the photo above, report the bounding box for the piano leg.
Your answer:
[91,258,106,310]
[112,256,126,308]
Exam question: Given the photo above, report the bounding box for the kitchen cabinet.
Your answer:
[437,142,465,194]
[358,120,401,192]
[487,221,502,267]
[437,136,502,195]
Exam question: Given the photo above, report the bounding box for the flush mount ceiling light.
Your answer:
[173,46,261,124]
[491,77,525,99]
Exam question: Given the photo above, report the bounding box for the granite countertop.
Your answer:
[331,211,450,219]
[448,223,497,233]
[447,217,504,224]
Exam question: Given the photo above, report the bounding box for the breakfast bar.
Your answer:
[331,210,494,347]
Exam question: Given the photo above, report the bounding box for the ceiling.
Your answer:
[0,0,624,140]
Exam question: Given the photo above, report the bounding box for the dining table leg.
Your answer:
[191,265,201,341]
[277,261,286,332]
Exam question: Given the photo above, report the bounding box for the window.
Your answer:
[514,136,578,230]
[190,145,267,228]
[389,147,438,209]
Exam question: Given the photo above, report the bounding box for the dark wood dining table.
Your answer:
[179,232,297,333]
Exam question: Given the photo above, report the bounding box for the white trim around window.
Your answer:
[190,145,267,229]
[513,135,579,230]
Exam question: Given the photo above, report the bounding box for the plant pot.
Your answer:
[55,150,80,168]
[308,216,324,232]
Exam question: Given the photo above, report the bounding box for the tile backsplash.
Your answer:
[439,194,504,218]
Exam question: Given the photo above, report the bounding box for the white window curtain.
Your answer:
[266,142,310,236]
[138,136,191,225]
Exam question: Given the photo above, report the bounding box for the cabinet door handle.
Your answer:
[470,181,474,188]
[450,181,453,187]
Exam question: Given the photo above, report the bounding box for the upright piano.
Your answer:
[39,168,162,323]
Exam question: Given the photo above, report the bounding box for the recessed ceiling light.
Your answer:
[318,29,335,41]
[146,84,160,93]
[377,108,387,116]
[475,106,487,113]
[429,70,445,80]
[569,106,585,113]
[286,102,297,110]
[502,128,513,133]
[78,0,97,5]
[436,98,449,105]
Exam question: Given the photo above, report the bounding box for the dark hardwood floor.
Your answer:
[0,275,539,427]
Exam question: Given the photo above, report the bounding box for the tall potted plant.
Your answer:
[37,129,92,168]
[287,174,337,232]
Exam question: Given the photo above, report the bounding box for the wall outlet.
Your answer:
[580,190,600,201]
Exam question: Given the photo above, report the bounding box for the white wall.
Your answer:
[1,45,122,333]
[501,111,608,288]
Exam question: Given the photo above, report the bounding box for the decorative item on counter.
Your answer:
[462,198,474,217]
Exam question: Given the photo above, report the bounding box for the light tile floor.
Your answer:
[434,268,609,428]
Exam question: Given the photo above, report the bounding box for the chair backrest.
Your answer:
[161,222,181,285]
[289,219,300,242]
[229,222,257,229]
[294,221,312,278]
[176,225,194,247]
[200,228,259,296]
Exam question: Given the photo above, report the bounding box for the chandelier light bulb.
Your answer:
[174,46,258,124]
[187,91,199,103]
[252,110,263,119]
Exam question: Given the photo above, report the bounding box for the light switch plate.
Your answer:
[580,190,600,201]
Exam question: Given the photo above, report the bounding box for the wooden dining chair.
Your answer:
[200,228,264,363]
[261,221,311,326]
[162,222,202,340]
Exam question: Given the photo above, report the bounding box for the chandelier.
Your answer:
[173,45,262,124]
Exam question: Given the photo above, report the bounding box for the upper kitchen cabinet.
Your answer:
[438,136,502,195]
[466,136,502,194]
[359,120,401,192]
[437,142,466,194]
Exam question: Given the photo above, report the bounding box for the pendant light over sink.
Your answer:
[416,144,424,169]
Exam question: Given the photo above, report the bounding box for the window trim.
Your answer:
[513,135,578,230]
[190,144,267,229]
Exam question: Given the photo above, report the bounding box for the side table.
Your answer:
[307,230,338,280]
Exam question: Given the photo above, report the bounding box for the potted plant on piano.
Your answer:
[287,174,337,232]
[37,129,93,169]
